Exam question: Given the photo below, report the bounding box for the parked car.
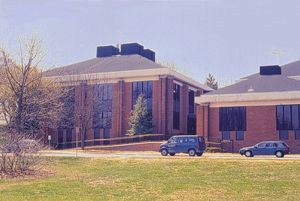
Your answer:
[159,135,206,156]
[239,141,290,158]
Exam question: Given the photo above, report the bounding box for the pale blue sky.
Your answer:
[1,0,300,85]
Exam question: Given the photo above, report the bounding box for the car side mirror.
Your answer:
[254,146,258,149]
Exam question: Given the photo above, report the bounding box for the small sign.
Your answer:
[75,127,80,134]
[48,135,52,141]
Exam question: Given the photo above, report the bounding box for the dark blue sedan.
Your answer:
[239,141,290,158]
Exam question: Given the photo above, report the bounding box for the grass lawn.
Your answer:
[0,157,299,201]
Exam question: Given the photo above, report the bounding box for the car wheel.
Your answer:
[196,152,203,157]
[245,150,252,157]
[275,151,284,158]
[188,149,196,156]
[169,153,175,156]
[161,149,168,156]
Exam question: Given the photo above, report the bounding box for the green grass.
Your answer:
[0,157,299,201]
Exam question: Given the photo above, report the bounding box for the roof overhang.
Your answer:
[46,68,210,90]
[195,91,300,107]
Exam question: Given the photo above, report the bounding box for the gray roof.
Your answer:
[207,60,300,95]
[44,54,166,77]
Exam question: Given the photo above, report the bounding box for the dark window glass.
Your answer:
[93,84,112,129]
[66,128,72,148]
[103,128,110,145]
[173,83,180,130]
[276,105,284,130]
[279,130,289,140]
[283,105,292,129]
[219,107,246,131]
[188,137,196,143]
[94,128,100,145]
[94,128,100,139]
[58,128,64,143]
[188,90,195,114]
[292,105,299,129]
[66,128,72,142]
[132,81,153,114]
[222,131,230,140]
[59,87,75,128]
[236,131,244,141]
[295,130,300,140]
[257,143,266,148]
[276,105,300,130]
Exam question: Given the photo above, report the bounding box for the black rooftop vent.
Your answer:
[121,43,144,55]
[97,45,119,57]
[141,49,155,61]
[260,65,281,75]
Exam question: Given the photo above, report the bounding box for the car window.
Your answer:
[188,137,196,143]
[273,143,278,147]
[178,137,188,144]
[168,137,176,143]
[257,143,266,148]
[266,143,274,148]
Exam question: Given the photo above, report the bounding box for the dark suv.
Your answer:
[239,141,290,158]
[159,135,206,156]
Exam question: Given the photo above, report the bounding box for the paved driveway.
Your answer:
[42,150,300,160]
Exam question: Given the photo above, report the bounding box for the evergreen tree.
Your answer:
[128,94,152,135]
[205,73,218,90]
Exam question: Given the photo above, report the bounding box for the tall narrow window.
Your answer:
[94,128,100,145]
[188,90,195,114]
[93,84,112,129]
[132,81,152,114]
[173,83,180,130]
[66,128,73,148]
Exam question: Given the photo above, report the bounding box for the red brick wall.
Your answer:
[49,76,201,148]
[196,105,300,153]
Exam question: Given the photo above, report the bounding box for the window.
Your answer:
[168,137,176,143]
[94,128,100,145]
[103,128,110,145]
[277,105,300,130]
[58,128,64,143]
[257,143,266,148]
[279,130,289,140]
[219,107,246,131]
[59,87,75,128]
[66,128,73,148]
[188,137,196,143]
[178,137,188,144]
[173,83,180,130]
[188,90,195,114]
[296,130,300,140]
[94,128,100,139]
[222,131,230,140]
[93,84,112,129]
[236,131,244,141]
[132,81,152,113]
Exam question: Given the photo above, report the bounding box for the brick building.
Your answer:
[45,43,210,148]
[196,61,300,153]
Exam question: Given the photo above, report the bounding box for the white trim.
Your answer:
[188,86,197,91]
[195,91,300,107]
[173,80,183,86]
[48,67,209,90]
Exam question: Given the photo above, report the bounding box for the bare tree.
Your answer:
[0,37,63,137]
[205,73,218,90]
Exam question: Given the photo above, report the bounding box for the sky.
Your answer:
[0,0,300,86]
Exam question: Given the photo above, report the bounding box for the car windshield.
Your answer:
[168,137,176,143]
